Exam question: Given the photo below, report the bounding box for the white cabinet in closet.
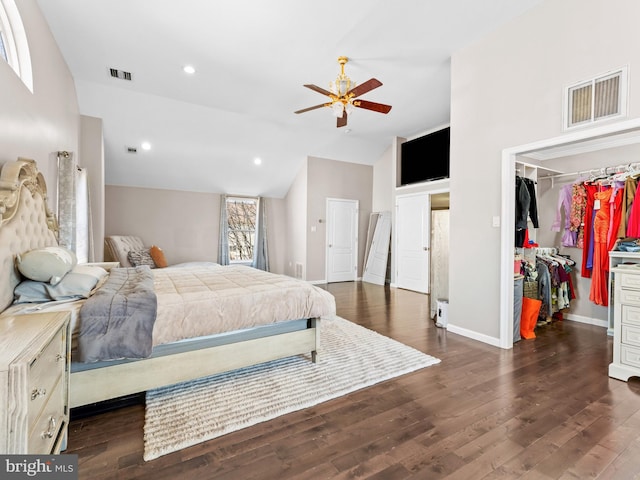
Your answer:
[0,311,71,454]
[610,267,640,382]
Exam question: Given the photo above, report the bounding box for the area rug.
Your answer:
[143,316,440,460]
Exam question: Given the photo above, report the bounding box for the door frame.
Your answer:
[393,188,449,290]
[500,117,640,349]
[325,197,359,283]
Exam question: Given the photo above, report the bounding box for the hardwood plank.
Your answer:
[65,281,640,479]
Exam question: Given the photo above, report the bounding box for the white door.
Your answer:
[326,199,358,283]
[363,211,391,285]
[396,193,430,293]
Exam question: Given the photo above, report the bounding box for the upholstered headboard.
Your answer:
[0,158,59,311]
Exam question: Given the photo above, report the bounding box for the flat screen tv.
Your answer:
[400,127,450,186]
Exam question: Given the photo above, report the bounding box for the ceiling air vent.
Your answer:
[126,146,137,154]
[109,68,132,81]
[564,67,627,130]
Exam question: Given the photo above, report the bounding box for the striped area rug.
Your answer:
[143,316,440,461]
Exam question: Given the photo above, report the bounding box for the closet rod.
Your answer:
[539,161,640,182]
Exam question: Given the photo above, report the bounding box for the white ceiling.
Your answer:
[36,0,542,198]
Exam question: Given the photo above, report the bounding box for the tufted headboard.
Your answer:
[0,158,58,311]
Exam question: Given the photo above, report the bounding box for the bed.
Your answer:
[0,158,335,408]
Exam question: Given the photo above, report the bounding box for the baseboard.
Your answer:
[563,313,607,328]
[445,323,501,348]
[309,279,327,285]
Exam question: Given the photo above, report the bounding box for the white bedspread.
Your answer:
[151,264,336,346]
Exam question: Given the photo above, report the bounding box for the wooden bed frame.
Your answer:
[0,158,321,409]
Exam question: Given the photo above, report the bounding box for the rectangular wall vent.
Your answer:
[564,67,627,130]
[126,146,137,154]
[109,68,132,81]
[295,263,303,279]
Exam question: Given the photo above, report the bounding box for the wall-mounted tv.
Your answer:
[400,127,450,186]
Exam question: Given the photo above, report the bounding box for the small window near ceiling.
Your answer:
[226,197,258,263]
[564,67,627,130]
[0,30,7,62]
[0,0,33,92]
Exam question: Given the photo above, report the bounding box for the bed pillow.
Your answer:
[128,249,156,268]
[149,245,168,268]
[16,246,77,285]
[14,265,108,303]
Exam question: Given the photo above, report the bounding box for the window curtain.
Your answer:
[218,194,230,265]
[57,152,93,263]
[252,197,269,271]
[75,167,93,263]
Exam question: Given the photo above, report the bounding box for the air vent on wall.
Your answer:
[126,146,137,154]
[564,67,627,130]
[109,68,132,81]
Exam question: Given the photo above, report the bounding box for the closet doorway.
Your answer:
[500,117,640,349]
[395,190,450,303]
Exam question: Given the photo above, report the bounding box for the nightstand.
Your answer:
[0,311,71,454]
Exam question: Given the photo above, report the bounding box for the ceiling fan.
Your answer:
[294,56,392,128]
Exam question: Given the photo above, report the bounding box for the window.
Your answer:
[564,67,627,130]
[0,29,7,62]
[226,197,258,263]
[0,0,32,92]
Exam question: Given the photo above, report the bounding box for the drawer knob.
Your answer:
[31,388,47,401]
[41,416,56,439]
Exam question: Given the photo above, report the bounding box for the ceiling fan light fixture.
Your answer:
[344,101,354,115]
[295,56,391,128]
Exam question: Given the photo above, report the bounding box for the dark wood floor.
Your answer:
[66,282,640,479]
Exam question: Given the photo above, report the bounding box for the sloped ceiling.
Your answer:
[36,0,542,197]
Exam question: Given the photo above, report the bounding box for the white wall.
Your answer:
[0,0,78,203]
[284,161,308,278]
[449,0,640,341]
[79,115,105,262]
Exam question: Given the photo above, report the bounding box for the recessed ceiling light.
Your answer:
[141,141,151,150]
[183,65,196,74]
[254,158,262,165]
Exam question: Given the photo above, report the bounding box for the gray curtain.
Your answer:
[218,195,230,265]
[252,197,269,271]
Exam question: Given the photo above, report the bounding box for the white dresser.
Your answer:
[0,311,71,453]
[609,267,640,382]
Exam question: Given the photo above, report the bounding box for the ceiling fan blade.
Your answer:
[294,103,329,114]
[347,78,382,98]
[304,84,333,97]
[353,99,392,114]
[337,111,348,128]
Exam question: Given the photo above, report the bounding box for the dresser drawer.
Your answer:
[620,273,640,290]
[27,376,65,454]
[622,305,640,327]
[28,326,65,429]
[621,344,640,368]
[619,288,640,306]
[622,324,640,347]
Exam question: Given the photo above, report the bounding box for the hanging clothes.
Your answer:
[581,183,599,278]
[618,176,638,238]
[551,184,576,247]
[589,188,612,306]
[570,183,588,249]
[515,176,539,247]
[606,182,625,258]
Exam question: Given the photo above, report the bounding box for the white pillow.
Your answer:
[16,246,78,285]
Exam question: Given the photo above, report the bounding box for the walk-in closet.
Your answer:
[511,138,640,347]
